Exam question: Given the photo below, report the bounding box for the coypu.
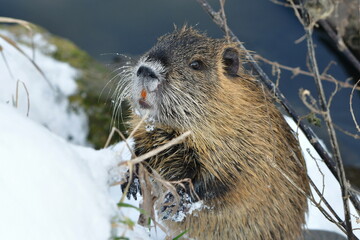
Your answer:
[118,26,310,240]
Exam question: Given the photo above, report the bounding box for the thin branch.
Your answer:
[334,124,360,140]
[308,175,347,233]
[327,78,339,110]
[119,131,192,166]
[14,80,31,117]
[219,0,230,41]
[271,153,347,234]
[300,89,324,114]
[0,46,15,80]
[299,0,353,237]
[104,126,135,157]
[254,54,360,90]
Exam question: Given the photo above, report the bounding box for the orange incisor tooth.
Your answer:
[141,89,147,99]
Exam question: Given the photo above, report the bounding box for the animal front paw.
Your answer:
[160,189,194,222]
[121,169,141,200]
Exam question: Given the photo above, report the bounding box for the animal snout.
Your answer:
[137,66,157,79]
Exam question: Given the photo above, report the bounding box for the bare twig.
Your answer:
[333,124,360,140]
[300,88,325,114]
[308,175,347,233]
[254,54,360,90]
[291,141,348,233]
[271,153,347,234]
[15,80,30,117]
[104,126,135,157]
[219,0,230,41]
[0,45,15,80]
[306,148,325,204]
[327,78,339,110]
[322,61,337,76]
[119,131,192,166]
[299,0,354,237]
[0,17,36,63]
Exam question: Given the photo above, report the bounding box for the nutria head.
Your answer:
[117,27,243,129]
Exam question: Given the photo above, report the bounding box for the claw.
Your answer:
[121,168,141,200]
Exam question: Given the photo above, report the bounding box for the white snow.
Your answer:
[0,30,88,145]
[0,104,112,240]
[0,29,152,240]
[0,103,153,240]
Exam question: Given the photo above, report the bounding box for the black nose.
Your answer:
[137,66,157,79]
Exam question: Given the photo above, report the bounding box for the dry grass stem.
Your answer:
[271,155,346,234]
[306,148,326,205]
[0,47,15,80]
[291,143,348,233]
[298,0,354,236]
[15,80,30,117]
[0,17,33,31]
[0,33,54,91]
[0,17,36,61]
[118,131,192,166]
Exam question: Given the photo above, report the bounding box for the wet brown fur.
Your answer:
[125,27,309,240]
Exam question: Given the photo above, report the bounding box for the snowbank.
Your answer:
[0,28,152,240]
[0,103,153,240]
[0,103,112,239]
[0,29,88,145]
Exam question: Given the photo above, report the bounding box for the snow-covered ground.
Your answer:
[0,29,358,239]
[0,29,152,240]
[0,29,88,145]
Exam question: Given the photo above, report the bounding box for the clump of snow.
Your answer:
[285,116,359,238]
[0,103,154,240]
[161,193,209,223]
[18,32,57,54]
[0,29,88,145]
[145,124,155,132]
[0,103,111,240]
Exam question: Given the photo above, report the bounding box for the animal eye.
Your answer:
[189,60,203,70]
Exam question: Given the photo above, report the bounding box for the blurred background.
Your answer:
[0,0,359,185]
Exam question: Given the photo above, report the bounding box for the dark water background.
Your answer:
[1,0,359,169]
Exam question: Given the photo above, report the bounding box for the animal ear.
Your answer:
[222,48,239,76]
